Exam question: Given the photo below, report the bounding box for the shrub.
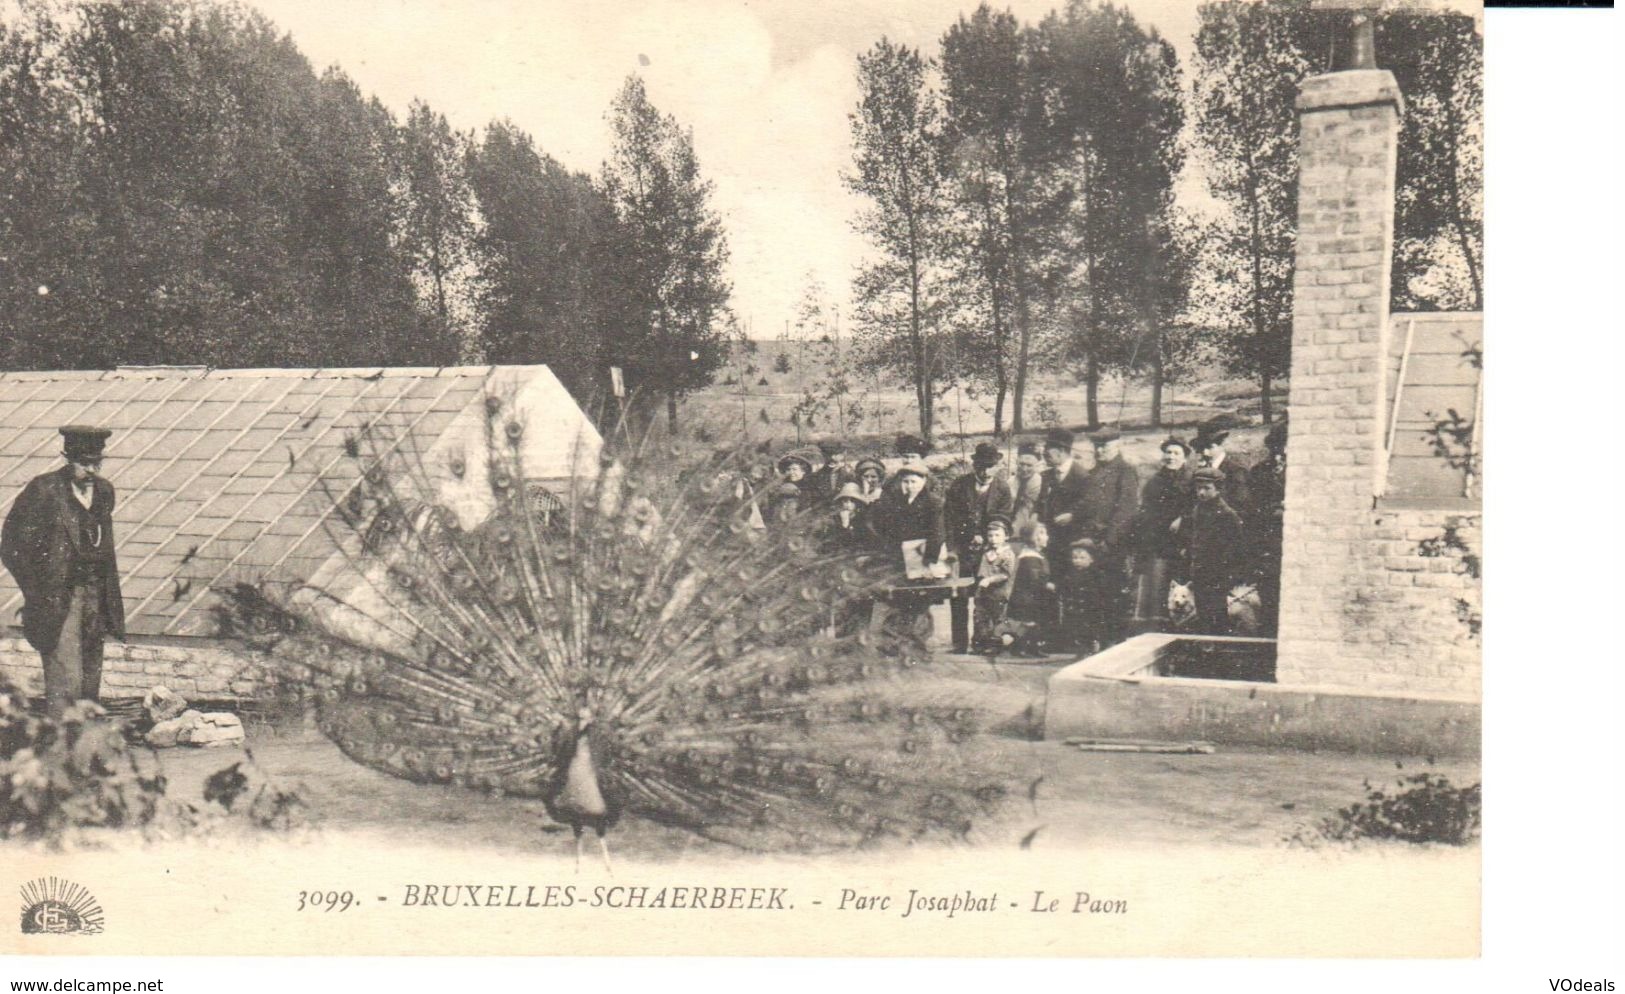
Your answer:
[1028,395,1062,428]
[1,681,311,843]
[203,758,311,831]
[1293,771,1481,846]
[0,684,169,841]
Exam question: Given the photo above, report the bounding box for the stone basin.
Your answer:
[1044,633,1479,757]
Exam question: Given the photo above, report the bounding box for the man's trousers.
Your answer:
[41,584,104,719]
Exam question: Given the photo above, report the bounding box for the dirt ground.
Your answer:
[139,656,1480,863]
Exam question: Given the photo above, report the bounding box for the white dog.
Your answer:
[1166,580,1262,635]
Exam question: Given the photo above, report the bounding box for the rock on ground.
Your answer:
[143,685,189,723]
[144,709,245,748]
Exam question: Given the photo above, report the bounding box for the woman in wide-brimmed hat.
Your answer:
[776,450,814,481]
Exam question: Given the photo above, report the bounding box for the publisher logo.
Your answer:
[19,877,104,935]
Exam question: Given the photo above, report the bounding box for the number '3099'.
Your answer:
[298,890,355,911]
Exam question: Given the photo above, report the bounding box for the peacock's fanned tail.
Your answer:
[216,408,1012,851]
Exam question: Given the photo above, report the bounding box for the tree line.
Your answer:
[0,1,729,424]
[846,0,1481,443]
[3,1,1479,443]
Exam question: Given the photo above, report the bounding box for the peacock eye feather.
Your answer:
[223,424,1022,856]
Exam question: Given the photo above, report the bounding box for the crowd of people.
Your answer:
[743,414,1289,657]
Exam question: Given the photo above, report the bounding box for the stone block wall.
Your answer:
[1276,507,1480,698]
[0,635,260,701]
[1275,68,1480,700]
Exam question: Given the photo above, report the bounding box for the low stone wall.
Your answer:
[0,633,260,700]
[1046,633,1480,757]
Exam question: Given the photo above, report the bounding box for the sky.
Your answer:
[242,0,1466,338]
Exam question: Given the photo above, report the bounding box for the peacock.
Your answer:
[216,402,1017,865]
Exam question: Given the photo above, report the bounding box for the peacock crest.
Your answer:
[216,399,1015,855]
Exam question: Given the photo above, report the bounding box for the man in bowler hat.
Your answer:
[1072,426,1140,648]
[943,442,1014,653]
[1036,428,1089,650]
[2,426,126,718]
[1191,414,1252,522]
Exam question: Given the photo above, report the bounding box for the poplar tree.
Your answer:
[468,120,622,397]
[845,39,951,446]
[397,100,481,361]
[1190,0,1313,425]
[600,75,732,431]
[1042,0,1187,429]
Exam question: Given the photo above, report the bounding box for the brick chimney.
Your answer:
[1274,58,1410,689]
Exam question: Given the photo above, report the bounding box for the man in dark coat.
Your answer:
[869,457,945,646]
[1070,427,1140,649]
[1179,465,1247,635]
[1036,428,1089,650]
[871,457,945,566]
[1248,419,1288,635]
[1129,436,1193,632]
[942,442,1014,653]
[1,426,126,718]
[1191,415,1252,524]
[1009,442,1045,536]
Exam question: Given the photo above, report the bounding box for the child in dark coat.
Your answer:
[1179,466,1247,635]
[998,519,1056,656]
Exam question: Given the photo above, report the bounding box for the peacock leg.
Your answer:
[572,825,584,873]
[597,833,614,876]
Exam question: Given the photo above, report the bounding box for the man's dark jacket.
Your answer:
[942,472,1014,555]
[1,467,125,653]
[1076,456,1141,552]
[870,488,945,567]
[1180,497,1246,587]
[1131,467,1191,559]
[1037,460,1089,548]
[1205,455,1252,524]
[1246,464,1286,575]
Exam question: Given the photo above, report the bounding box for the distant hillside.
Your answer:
[685,338,1287,455]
